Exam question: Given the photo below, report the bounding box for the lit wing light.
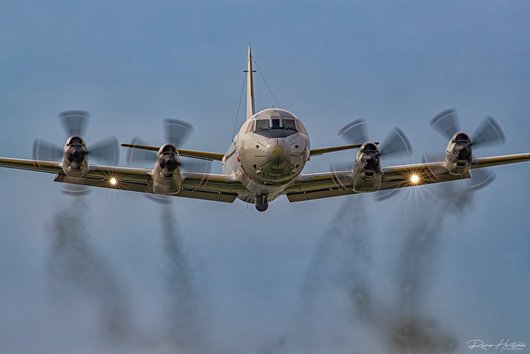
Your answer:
[109,177,118,187]
[409,173,421,185]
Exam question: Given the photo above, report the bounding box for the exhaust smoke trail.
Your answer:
[385,182,473,354]
[398,183,474,313]
[297,195,371,320]
[263,196,372,353]
[267,182,474,354]
[159,204,207,353]
[48,196,137,346]
[347,183,472,353]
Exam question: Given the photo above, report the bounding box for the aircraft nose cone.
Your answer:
[271,144,285,158]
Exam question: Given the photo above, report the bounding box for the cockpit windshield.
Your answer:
[255,119,269,130]
[246,109,307,138]
[282,119,296,130]
[254,118,298,132]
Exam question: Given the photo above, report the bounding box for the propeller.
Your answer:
[88,136,120,165]
[32,140,63,162]
[33,111,120,165]
[430,108,505,148]
[331,119,412,200]
[33,111,120,195]
[339,119,412,158]
[339,119,368,146]
[429,108,505,191]
[166,119,193,148]
[60,110,88,137]
[127,119,211,173]
[126,119,211,204]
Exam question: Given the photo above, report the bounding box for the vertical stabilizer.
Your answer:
[246,45,255,120]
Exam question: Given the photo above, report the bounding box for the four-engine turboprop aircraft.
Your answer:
[1,46,530,211]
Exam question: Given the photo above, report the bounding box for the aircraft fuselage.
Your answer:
[222,108,309,206]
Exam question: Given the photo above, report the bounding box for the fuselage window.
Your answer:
[255,119,270,130]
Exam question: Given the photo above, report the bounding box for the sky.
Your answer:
[1,1,530,353]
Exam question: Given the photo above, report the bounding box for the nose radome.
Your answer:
[271,144,285,158]
[268,139,289,162]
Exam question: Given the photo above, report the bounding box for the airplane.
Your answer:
[1,46,529,211]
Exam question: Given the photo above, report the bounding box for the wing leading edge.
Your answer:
[120,143,225,161]
[121,142,372,160]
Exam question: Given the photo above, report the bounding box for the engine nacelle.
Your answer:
[352,142,382,192]
[444,132,472,175]
[62,136,89,177]
[152,144,182,195]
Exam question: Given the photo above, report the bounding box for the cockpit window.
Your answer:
[255,119,270,130]
[253,118,298,132]
[283,119,296,130]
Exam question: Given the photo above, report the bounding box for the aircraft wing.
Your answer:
[0,157,63,174]
[285,153,530,202]
[121,143,225,161]
[122,142,373,160]
[309,143,370,156]
[0,157,244,203]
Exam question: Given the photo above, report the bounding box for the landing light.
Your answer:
[410,174,421,184]
[109,177,118,186]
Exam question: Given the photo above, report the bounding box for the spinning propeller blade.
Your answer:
[379,128,412,158]
[126,137,158,164]
[430,108,460,140]
[59,110,89,137]
[89,136,120,165]
[339,119,368,145]
[33,139,62,161]
[468,168,495,191]
[165,119,193,148]
[472,116,505,147]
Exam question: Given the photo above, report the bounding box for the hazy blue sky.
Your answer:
[1,1,529,353]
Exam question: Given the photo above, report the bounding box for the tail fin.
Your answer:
[246,45,255,120]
